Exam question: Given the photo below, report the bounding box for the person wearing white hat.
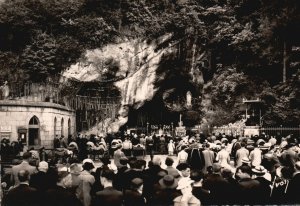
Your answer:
[173,178,200,206]
[251,165,272,204]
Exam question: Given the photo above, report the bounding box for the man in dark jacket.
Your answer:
[93,169,123,206]
[202,163,230,205]
[30,161,51,192]
[3,170,39,206]
[123,178,146,206]
[234,165,260,205]
[44,166,82,206]
[252,165,271,204]
[287,161,300,204]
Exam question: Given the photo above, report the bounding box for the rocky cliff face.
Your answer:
[62,34,207,133]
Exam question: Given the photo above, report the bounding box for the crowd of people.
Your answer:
[1,131,300,205]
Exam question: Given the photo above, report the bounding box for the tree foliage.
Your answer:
[0,0,299,126]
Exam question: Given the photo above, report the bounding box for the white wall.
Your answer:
[0,101,76,148]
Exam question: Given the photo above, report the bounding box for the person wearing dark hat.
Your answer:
[114,156,129,191]
[3,170,40,206]
[44,166,82,206]
[191,170,210,205]
[29,161,51,194]
[234,165,260,204]
[122,159,145,191]
[77,159,95,206]
[143,156,167,203]
[202,163,230,205]
[11,152,37,186]
[123,178,146,206]
[152,175,180,205]
[93,169,123,206]
[252,165,271,204]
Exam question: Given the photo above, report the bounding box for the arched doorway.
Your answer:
[68,118,71,137]
[28,116,40,146]
[61,118,64,137]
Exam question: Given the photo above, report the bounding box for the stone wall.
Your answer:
[0,100,76,148]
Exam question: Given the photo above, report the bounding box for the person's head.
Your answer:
[100,169,114,186]
[57,166,69,184]
[212,163,222,174]
[38,161,49,173]
[22,152,32,161]
[241,157,251,165]
[120,157,129,166]
[241,142,246,148]
[159,175,178,189]
[82,159,95,171]
[131,178,143,192]
[152,156,162,166]
[133,159,146,170]
[100,157,111,165]
[176,163,191,177]
[69,163,81,176]
[190,170,204,183]
[128,157,137,168]
[252,165,267,177]
[294,161,300,172]
[221,169,233,179]
[18,170,30,183]
[165,157,174,167]
[235,165,252,180]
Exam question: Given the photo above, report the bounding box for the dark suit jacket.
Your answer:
[123,189,145,206]
[236,178,260,204]
[287,172,300,204]
[30,171,51,192]
[203,173,230,205]
[2,183,39,206]
[44,185,82,206]
[93,186,123,206]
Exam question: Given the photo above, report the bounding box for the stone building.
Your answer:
[0,100,76,148]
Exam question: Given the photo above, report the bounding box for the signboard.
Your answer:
[244,126,259,136]
[0,126,11,132]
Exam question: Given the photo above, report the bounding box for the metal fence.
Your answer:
[260,127,300,137]
[213,126,300,137]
